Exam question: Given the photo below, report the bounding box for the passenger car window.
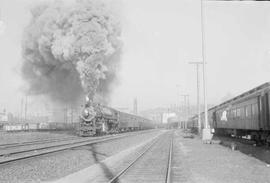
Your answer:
[245,105,252,118]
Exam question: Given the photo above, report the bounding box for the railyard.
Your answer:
[1,0,270,182]
[0,129,269,182]
[0,130,162,182]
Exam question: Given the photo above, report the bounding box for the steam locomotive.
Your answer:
[188,82,270,144]
[78,97,154,136]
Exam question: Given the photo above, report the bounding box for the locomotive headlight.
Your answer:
[86,96,90,103]
[83,109,89,117]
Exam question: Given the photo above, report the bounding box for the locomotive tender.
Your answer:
[188,82,270,144]
[78,97,154,136]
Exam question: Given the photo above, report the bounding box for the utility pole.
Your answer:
[25,95,28,123]
[64,107,68,123]
[70,106,73,123]
[20,98,24,123]
[181,94,189,129]
[189,61,203,135]
[201,0,212,140]
[176,85,182,124]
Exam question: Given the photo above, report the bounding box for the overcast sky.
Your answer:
[1,0,270,114]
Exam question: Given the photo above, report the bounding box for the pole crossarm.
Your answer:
[188,62,203,65]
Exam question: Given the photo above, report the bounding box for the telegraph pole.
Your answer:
[201,0,212,140]
[20,98,24,123]
[25,95,28,123]
[181,94,189,129]
[189,61,203,134]
[70,106,73,123]
[176,85,182,126]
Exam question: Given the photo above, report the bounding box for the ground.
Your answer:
[172,130,270,183]
[1,129,270,183]
[0,131,75,145]
[54,129,270,183]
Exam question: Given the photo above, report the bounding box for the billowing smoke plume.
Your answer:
[21,0,122,104]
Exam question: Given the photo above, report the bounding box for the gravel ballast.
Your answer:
[53,131,166,183]
[0,132,76,145]
[0,130,163,183]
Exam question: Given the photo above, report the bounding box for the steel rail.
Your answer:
[165,135,173,183]
[108,135,160,183]
[108,132,174,183]
[0,136,114,156]
[0,136,79,149]
[0,131,154,165]
[0,130,156,157]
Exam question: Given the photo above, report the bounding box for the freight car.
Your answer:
[188,82,270,144]
[2,122,78,132]
[78,97,154,136]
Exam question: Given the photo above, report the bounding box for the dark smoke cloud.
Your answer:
[21,0,122,104]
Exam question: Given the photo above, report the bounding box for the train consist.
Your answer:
[188,82,270,144]
[1,98,154,136]
[78,98,154,136]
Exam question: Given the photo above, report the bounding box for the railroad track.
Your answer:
[108,132,173,183]
[0,136,80,149]
[0,130,155,165]
[0,135,111,157]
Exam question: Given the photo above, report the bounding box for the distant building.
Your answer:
[146,112,163,123]
[0,110,8,122]
[162,112,176,123]
[140,108,171,124]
